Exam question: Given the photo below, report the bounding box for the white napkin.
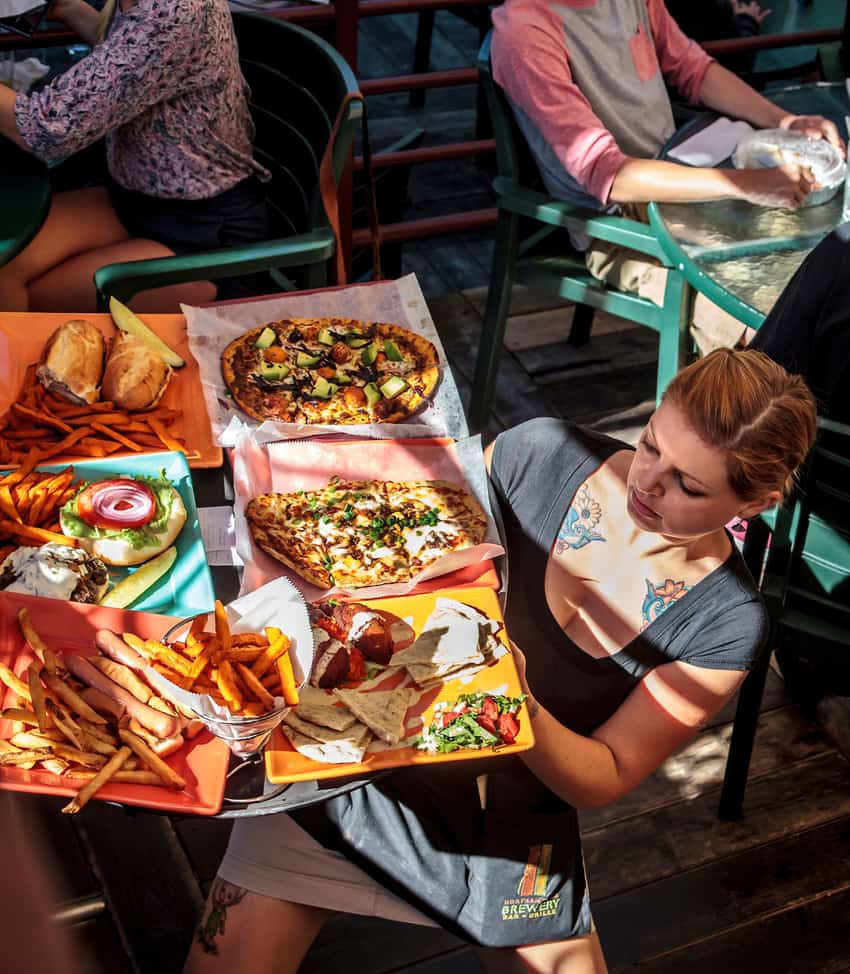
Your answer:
[668,118,754,167]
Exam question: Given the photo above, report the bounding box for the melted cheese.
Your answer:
[1,544,84,600]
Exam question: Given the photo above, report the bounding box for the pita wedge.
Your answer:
[282,720,372,764]
[293,685,359,732]
[332,687,420,745]
[388,598,502,685]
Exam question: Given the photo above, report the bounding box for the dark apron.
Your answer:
[293,760,592,948]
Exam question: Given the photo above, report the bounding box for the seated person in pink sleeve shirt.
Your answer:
[0,0,271,312]
[490,0,844,353]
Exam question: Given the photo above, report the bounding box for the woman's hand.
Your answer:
[779,114,846,157]
[509,640,539,718]
[732,1,772,25]
[733,163,816,209]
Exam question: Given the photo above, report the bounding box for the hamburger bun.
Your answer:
[37,319,105,405]
[102,332,172,411]
[62,486,187,567]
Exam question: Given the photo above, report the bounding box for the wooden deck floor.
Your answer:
[16,6,850,972]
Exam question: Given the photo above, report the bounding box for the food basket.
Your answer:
[732,128,846,207]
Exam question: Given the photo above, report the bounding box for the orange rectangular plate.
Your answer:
[264,585,533,784]
[0,591,229,815]
[0,312,222,469]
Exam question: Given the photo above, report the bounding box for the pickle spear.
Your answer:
[109,297,185,368]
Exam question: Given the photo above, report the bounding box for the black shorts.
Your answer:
[108,176,271,299]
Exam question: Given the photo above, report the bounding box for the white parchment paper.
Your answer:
[182,276,469,446]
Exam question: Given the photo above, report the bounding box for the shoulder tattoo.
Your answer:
[555,484,606,553]
[641,578,690,630]
[197,877,248,955]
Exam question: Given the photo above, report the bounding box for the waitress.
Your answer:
[0,0,270,313]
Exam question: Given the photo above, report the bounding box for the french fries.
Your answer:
[150,605,294,718]
[0,613,196,813]
[0,359,190,469]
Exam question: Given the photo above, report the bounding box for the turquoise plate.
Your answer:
[1,451,215,618]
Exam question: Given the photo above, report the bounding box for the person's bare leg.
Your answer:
[477,932,609,974]
[0,188,129,311]
[28,238,216,313]
[183,877,331,974]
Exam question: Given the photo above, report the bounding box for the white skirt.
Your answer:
[219,812,438,927]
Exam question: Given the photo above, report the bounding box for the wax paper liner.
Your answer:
[182,275,468,446]
[231,429,504,601]
[145,576,316,758]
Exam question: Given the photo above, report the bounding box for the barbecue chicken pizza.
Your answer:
[221,317,440,424]
[246,479,487,588]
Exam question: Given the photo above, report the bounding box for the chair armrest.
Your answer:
[94,229,336,306]
[493,178,671,264]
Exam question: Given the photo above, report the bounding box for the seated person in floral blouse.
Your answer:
[490,0,844,354]
[0,0,270,312]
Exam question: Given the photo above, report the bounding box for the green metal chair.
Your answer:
[93,13,361,308]
[468,32,691,432]
[719,418,850,819]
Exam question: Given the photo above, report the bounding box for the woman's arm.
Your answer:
[48,0,102,47]
[516,651,745,809]
[0,84,25,147]
[609,156,814,208]
[699,61,844,151]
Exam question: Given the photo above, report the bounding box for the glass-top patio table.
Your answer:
[0,135,50,267]
[648,83,850,331]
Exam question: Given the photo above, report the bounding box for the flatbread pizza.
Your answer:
[221,317,440,424]
[246,478,487,589]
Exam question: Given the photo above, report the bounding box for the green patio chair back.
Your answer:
[94,13,361,307]
[719,418,850,819]
[468,33,691,432]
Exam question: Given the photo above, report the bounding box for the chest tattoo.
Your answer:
[641,578,690,630]
[555,484,606,553]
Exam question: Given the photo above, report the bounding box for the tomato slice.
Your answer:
[496,712,519,744]
[76,479,157,530]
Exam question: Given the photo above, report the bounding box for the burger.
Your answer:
[60,474,187,566]
[0,543,109,603]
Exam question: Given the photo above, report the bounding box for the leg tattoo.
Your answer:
[197,878,247,955]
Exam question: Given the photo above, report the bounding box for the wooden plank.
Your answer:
[301,914,466,974]
[75,804,204,974]
[595,816,850,971]
[816,695,850,762]
[504,306,637,353]
[464,284,571,319]
[542,362,657,425]
[582,752,850,901]
[580,705,833,832]
[615,882,850,974]
[516,324,658,380]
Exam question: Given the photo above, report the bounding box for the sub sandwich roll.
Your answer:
[102,332,172,411]
[37,318,105,404]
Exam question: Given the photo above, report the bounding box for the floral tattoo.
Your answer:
[641,578,690,630]
[197,877,247,955]
[555,484,605,553]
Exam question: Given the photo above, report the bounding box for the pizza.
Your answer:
[246,478,488,588]
[221,317,440,424]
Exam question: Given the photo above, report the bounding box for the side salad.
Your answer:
[416,691,526,754]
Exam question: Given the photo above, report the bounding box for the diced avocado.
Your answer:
[255,326,276,349]
[335,370,352,386]
[384,339,403,362]
[360,343,378,367]
[259,361,290,381]
[380,376,408,400]
[345,335,369,348]
[364,382,382,408]
[296,352,321,368]
[318,328,335,346]
[311,376,339,399]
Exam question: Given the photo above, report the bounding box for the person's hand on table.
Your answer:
[779,114,846,158]
[734,162,816,209]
